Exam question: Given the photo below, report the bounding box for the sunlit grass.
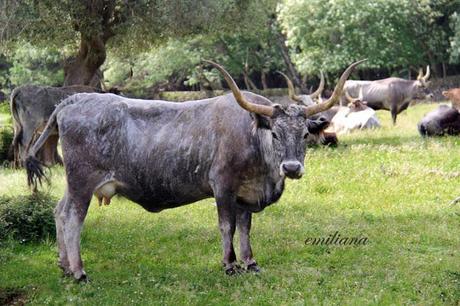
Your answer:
[0,102,459,305]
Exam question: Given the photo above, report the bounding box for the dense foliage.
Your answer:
[450,12,460,62]
[1,0,459,92]
[278,0,460,75]
[0,192,57,242]
[0,126,13,164]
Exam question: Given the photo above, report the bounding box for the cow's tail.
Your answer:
[10,88,23,168]
[25,96,78,190]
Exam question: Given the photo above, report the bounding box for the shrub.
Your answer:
[0,192,57,242]
[0,126,14,164]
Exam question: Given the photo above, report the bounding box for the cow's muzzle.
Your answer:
[426,93,434,100]
[280,161,304,179]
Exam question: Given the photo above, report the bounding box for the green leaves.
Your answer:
[278,0,459,75]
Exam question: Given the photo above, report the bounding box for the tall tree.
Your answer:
[1,0,261,86]
[278,0,460,77]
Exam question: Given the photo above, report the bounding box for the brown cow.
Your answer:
[442,88,460,110]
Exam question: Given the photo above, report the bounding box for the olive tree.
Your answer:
[1,0,265,86]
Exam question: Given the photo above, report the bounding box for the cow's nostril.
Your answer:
[282,162,301,173]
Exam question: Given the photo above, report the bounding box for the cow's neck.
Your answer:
[235,128,285,212]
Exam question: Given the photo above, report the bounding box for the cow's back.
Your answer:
[56,92,262,210]
[418,105,460,136]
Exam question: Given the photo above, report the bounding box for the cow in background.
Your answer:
[278,71,325,106]
[328,89,380,135]
[278,72,338,146]
[418,89,460,137]
[343,66,433,124]
[10,85,119,167]
[442,88,460,109]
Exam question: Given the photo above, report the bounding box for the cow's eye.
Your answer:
[272,132,279,140]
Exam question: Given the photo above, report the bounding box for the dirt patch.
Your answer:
[0,288,27,305]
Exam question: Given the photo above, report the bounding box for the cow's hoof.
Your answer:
[73,271,89,283]
[246,263,260,273]
[225,264,243,276]
[75,274,89,283]
[225,267,238,276]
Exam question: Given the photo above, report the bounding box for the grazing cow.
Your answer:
[10,85,102,168]
[329,89,381,134]
[26,60,364,281]
[343,66,433,124]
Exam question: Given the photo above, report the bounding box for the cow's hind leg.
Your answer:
[55,197,70,275]
[59,191,91,281]
[236,208,259,272]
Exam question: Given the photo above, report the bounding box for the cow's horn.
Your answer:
[423,65,430,81]
[304,59,367,117]
[277,71,303,104]
[417,68,423,80]
[344,90,355,103]
[204,60,274,117]
[309,71,325,99]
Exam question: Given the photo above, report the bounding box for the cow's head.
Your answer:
[443,89,460,110]
[205,60,364,179]
[415,66,434,100]
[345,88,368,111]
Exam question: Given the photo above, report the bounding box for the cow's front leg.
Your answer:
[236,208,260,272]
[216,196,238,275]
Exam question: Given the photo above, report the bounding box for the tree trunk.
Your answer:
[261,71,268,90]
[64,34,106,87]
[243,72,258,91]
[271,20,307,94]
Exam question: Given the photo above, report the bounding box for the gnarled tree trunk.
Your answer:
[63,35,106,87]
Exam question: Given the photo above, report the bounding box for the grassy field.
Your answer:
[0,102,459,305]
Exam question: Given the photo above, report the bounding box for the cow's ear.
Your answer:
[251,113,272,130]
[307,116,329,134]
[251,104,283,130]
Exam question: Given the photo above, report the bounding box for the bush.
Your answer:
[0,126,13,164]
[0,193,57,242]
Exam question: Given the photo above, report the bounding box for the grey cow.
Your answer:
[26,60,364,281]
[343,66,433,124]
[418,105,460,137]
[10,85,102,167]
[278,71,325,106]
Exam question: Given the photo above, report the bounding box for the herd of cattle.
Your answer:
[6,59,460,281]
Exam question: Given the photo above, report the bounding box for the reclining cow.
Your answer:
[329,89,381,135]
[26,60,364,281]
[418,89,460,137]
[343,66,433,124]
[10,85,119,168]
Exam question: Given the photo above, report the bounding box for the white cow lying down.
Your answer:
[327,89,381,135]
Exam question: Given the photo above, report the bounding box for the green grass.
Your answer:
[1,103,459,305]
